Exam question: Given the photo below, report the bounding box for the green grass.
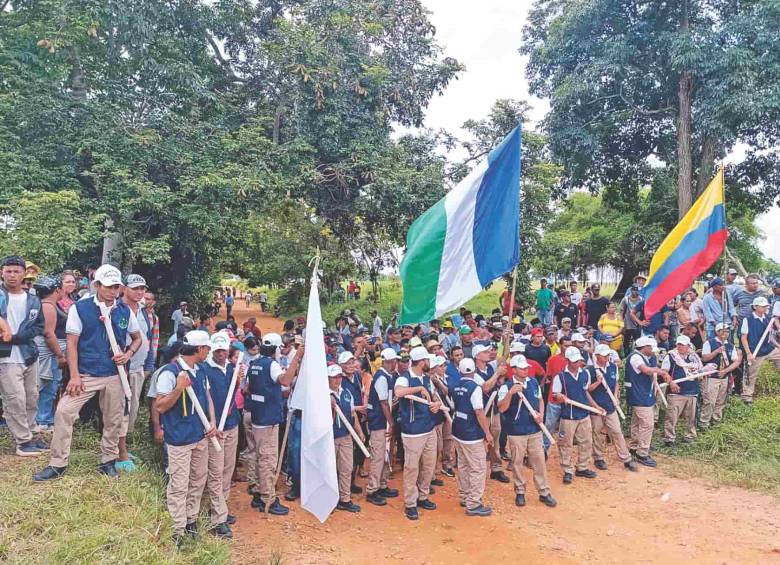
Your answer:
[0,411,230,564]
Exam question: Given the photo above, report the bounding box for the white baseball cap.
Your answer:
[715,322,731,332]
[676,335,692,346]
[564,346,583,362]
[430,355,447,368]
[594,344,612,356]
[752,296,769,308]
[94,264,122,286]
[263,333,283,347]
[380,348,398,361]
[509,341,526,353]
[125,274,147,289]
[510,355,529,369]
[635,336,654,348]
[571,332,586,342]
[472,344,493,357]
[409,337,423,348]
[409,346,432,362]
[327,365,343,378]
[184,330,211,348]
[338,351,355,364]
[210,332,231,351]
[458,358,476,374]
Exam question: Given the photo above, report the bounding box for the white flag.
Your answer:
[291,266,338,522]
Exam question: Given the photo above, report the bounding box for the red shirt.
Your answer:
[545,354,568,403]
[507,359,544,381]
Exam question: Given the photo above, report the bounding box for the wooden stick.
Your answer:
[517,389,555,446]
[218,351,243,431]
[386,389,393,473]
[431,389,453,424]
[406,395,451,412]
[652,374,669,408]
[178,358,221,452]
[484,390,498,414]
[434,376,455,409]
[333,402,371,458]
[595,368,625,420]
[564,397,605,416]
[97,302,132,402]
[265,408,293,515]
[658,369,719,389]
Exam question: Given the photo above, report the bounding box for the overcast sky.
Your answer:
[418,0,780,262]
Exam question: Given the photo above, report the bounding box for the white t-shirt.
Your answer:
[570,292,583,306]
[374,372,389,401]
[629,353,649,374]
[0,292,28,364]
[66,297,141,336]
[454,377,485,444]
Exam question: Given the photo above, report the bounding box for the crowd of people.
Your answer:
[1,254,779,546]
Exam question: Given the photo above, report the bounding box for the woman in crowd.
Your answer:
[597,302,624,352]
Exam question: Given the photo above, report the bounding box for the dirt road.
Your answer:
[227,305,780,564]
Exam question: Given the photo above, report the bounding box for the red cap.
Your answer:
[531,327,544,337]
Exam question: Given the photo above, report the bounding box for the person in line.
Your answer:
[700,323,741,429]
[472,344,509,483]
[328,364,362,513]
[662,335,704,446]
[739,296,780,406]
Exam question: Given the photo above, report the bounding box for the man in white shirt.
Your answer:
[569,281,583,307]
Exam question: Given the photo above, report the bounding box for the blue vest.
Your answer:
[367,368,391,432]
[588,363,618,414]
[445,361,461,392]
[559,369,590,420]
[746,314,774,357]
[206,362,239,431]
[668,354,700,396]
[451,378,485,442]
[342,371,363,406]
[248,356,284,426]
[397,371,435,435]
[160,360,209,446]
[502,378,542,436]
[626,352,656,407]
[75,298,131,377]
[706,338,734,375]
[332,387,354,439]
[475,364,497,415]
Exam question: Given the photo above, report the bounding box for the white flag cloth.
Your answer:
[289,266,338,522]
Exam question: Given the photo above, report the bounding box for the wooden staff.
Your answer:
[177,358,221,452]
[431,389,453,424]
[595,368,626,420]
[386,388,393,473]
[265,408,293,515]
[658,368,719,389]
[97,302,132,403]
[333,402,371,458]
[484,390,498,415]
[652,373,669,408]
[434,376,455,409]
[517,382,556,446]
[564,397,605,416]
[218,351,243,432]
[747,316,777,366]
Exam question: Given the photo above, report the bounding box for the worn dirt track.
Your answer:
[227,304,780,564]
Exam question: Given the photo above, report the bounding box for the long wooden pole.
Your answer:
[177,358,222,452]
[97,302,132,403]
[595,368,626,420]
[564,398,605,416]
[333,403,371,458]
[218,351,243,431]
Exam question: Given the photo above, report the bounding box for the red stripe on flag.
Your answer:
[644,228,728,318]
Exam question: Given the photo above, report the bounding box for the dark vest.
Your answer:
[668,353,700,396]
[588,363,618,414]
[160,360,209,446]
[626,352,656,407]
[75,298,130,377]
[502,378,542,436]
[332,387,354,439]
[451,378,485,442]
[205,362,239,431]
[367,368,391,431]
[746,314,774,357]
[248,356,284,426]
[397,371,435,436]
[559,369,590,420]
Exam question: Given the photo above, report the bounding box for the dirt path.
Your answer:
[226,304,780,564]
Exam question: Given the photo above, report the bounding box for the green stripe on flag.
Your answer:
[399,198,447,324]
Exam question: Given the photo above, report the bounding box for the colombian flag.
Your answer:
[642,169,727,318]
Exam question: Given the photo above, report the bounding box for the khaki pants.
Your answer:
[557,417,593,474]
[167,438,209,532]
[402,432,436,508]
[120,369,145,436]
[743,349,780,402]
[253,425,279,505]
[207,426,239,525]
[454,439,486,510]
[243,411,258,487]
[441,416,455,470]
[0,362,38,445]
[433,423,444,472]
[664,394,697,442]
[49,375,124,466]
[366,428,389,494]
[335,434,354,502]
[487,410,503,472]
[507,432,550,496]
[591,411,631,463]
[700,377,729,428]
[628,405,654,457]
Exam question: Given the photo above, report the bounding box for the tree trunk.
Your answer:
[695,134,718,196]
[101,217,122,267]
[677,70,694,218]
[612,266,639,302]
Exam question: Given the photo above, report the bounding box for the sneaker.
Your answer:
[563,472,573,484]
[97,461,119,478]
[378,487,399,498]
[459,501,466,508]
[32,465,67,482]
[284,487,300,501]
[16,442,44,457]
[185,522,198,539]
[635,455,657,468]
[404,506,419,521]
[336,500,361,513]
[366,492,387,506]
[465,504,493,517]
[350,483,363,494]
[431,478,444,486]
[115,459,136,473]
[247,484,260,495]
[226,514,237,525]
[250,494,265,510]
[624,460,638,472]
[442,467,455,478]
[575,469,597,479]
[663,440,675,448]
[172,533,186,549]
[31,438,51,451]
[490,470,510,483]
[268,498,289,516]
[539,493,558,508]
[209,522,233,539]
[416,499,437,510]
[515,493,526,507]
[682,437,694,444]
[594,459,608,471]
